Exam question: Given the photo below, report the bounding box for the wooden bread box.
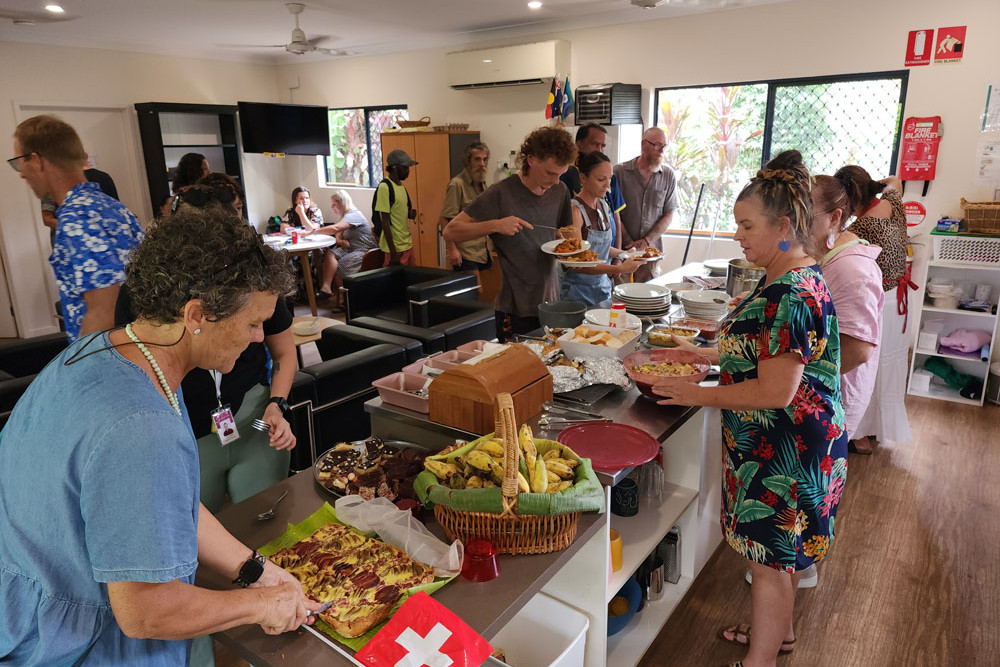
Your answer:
[428,344,553,434]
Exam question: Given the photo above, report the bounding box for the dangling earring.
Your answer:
[826,232,837,250]
[778,239,791,252]
[193,329,201,335]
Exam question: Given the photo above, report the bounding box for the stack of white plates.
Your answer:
[703,258,731,276]
[680,289,729,319]
[612,283,672,318]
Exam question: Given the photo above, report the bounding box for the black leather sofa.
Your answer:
[293,325,416,468]
[0,333,70,428]
[340,265,480,326]
[349,296,496,354]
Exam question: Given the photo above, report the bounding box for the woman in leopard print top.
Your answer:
[836,166,912,451]
[842,171,908,292]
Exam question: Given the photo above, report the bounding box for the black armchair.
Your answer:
[299,325,413,463]
[350,296,495,353]
[0,333,70,427]
[340,265,479,326]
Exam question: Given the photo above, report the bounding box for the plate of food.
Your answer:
[541,238,591,256]
[313,437,430,502]
[621,246,663,262]
[623,348,711,398]
[644,325,700,348]
[557,249,601,266]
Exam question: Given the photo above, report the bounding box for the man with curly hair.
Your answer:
[12,114,143,341]
[443,127,576,340]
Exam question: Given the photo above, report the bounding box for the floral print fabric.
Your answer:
[51,182,144,341]
[718,265,848,572]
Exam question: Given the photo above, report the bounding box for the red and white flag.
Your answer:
[354,592,494,667]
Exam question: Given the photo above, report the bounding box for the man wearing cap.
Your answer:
[375,149,417,266]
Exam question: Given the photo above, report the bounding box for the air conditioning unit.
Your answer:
[446,40,570,89]
[575,83,642,125]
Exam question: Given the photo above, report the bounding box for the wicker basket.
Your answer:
[961,198,1000,235]
[396,115,431,129]
[433,393,581,555]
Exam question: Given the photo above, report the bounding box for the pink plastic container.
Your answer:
[456,340,490,354]
[402,350,480,376]
[372,372,432,413]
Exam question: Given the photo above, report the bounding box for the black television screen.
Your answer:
[237,101,330,156]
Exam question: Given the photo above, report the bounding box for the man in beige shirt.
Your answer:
[438,142,491,280]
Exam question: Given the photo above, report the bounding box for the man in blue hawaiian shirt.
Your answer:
[11,115,143,341]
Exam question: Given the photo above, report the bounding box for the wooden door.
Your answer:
[379,134,421,263]
[413,134,450,268]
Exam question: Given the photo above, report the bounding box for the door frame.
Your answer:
[8,101,149,338]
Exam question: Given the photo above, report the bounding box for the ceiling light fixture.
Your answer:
[527,1,543,9]
[44,4,65,13]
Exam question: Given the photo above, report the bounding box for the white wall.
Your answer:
[1,0,997,336]
[0,42,282,336]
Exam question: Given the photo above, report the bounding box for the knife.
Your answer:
[308,601,334,616]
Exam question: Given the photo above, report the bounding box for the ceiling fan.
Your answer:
[218,3,350,57]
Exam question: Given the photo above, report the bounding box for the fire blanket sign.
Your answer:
[934,26,966,63]
[904,29,933,67]
[899,117,942,190]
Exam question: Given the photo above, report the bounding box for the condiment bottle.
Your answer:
[291,227,299,244]
[608,302,626,329]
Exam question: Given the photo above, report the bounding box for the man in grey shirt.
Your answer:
[443,127,576,341]
[614,127,679,282]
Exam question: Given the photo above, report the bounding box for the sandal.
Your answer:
[718,624,795,654]
[848,436,875,455]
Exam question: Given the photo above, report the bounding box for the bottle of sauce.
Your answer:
[608,302,626,329]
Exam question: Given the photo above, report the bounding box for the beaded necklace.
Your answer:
[125,322,181,417]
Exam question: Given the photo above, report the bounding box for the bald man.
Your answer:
[614,127,679,282]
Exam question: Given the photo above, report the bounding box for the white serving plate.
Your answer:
[703,258,731,276]
[585,309,642,329]
[613,283,671,300]
[541,239,591,256]
[556,258,601,267]
[680,289,730,307]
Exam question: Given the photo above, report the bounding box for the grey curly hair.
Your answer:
[125,208,295,324]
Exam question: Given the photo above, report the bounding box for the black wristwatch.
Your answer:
[233,550,266,588]
[267,396,290,415]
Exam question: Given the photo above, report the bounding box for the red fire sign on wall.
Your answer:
[934,26,966,63]
[904,29,933,67]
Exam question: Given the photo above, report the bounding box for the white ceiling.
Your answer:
[0,0,791,65]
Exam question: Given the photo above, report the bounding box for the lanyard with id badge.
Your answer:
[209,370,240,445]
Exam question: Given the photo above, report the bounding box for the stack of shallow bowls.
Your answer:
[612,283,672,319]
[679,289,729,320]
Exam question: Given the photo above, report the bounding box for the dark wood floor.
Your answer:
[640,395,1000,667]
[216,388,999,667]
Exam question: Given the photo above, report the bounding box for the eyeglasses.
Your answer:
[7,153,31,173]
[642,139,667,150]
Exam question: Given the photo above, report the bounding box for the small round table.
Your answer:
[264,233,336,316]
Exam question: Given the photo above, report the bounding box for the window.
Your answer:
[324,105,408,187]
[654,71,907,235]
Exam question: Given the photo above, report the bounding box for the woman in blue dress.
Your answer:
[0,208,318,665]
[559,152,642,307]
[654,151,847,667]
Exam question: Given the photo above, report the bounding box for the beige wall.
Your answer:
[1,0,997,336]
[0,43,283,336]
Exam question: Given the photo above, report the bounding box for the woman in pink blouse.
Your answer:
[811,175,884,442]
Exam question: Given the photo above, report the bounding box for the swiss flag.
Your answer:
[354,592,494,667]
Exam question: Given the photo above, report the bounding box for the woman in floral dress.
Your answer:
[655,151,847,667]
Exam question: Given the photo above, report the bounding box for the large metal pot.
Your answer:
[726,259,765,297]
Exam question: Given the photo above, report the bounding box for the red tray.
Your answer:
[556,423,660,474]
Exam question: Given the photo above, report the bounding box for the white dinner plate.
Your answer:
[613,283,671,300]
[703,258,731,276]
[556,259,601,267]
[541,239,591,256]
[619,252,663,263]
[584,309,642,330]
[680,289,730,306]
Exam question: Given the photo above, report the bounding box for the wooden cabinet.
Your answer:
[134,102,245,220]
[379,131,480,267]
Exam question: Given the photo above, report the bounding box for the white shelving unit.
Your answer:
[541,409,723,667]
[906,253,1000,406]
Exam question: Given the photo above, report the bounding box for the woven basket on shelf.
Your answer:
[396,115,431,129]
[433,393,581,555]
[961,198,1000,235]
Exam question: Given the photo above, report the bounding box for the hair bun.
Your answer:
[757,168,798,183]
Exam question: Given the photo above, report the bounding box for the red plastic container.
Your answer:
[462,538,500,582]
